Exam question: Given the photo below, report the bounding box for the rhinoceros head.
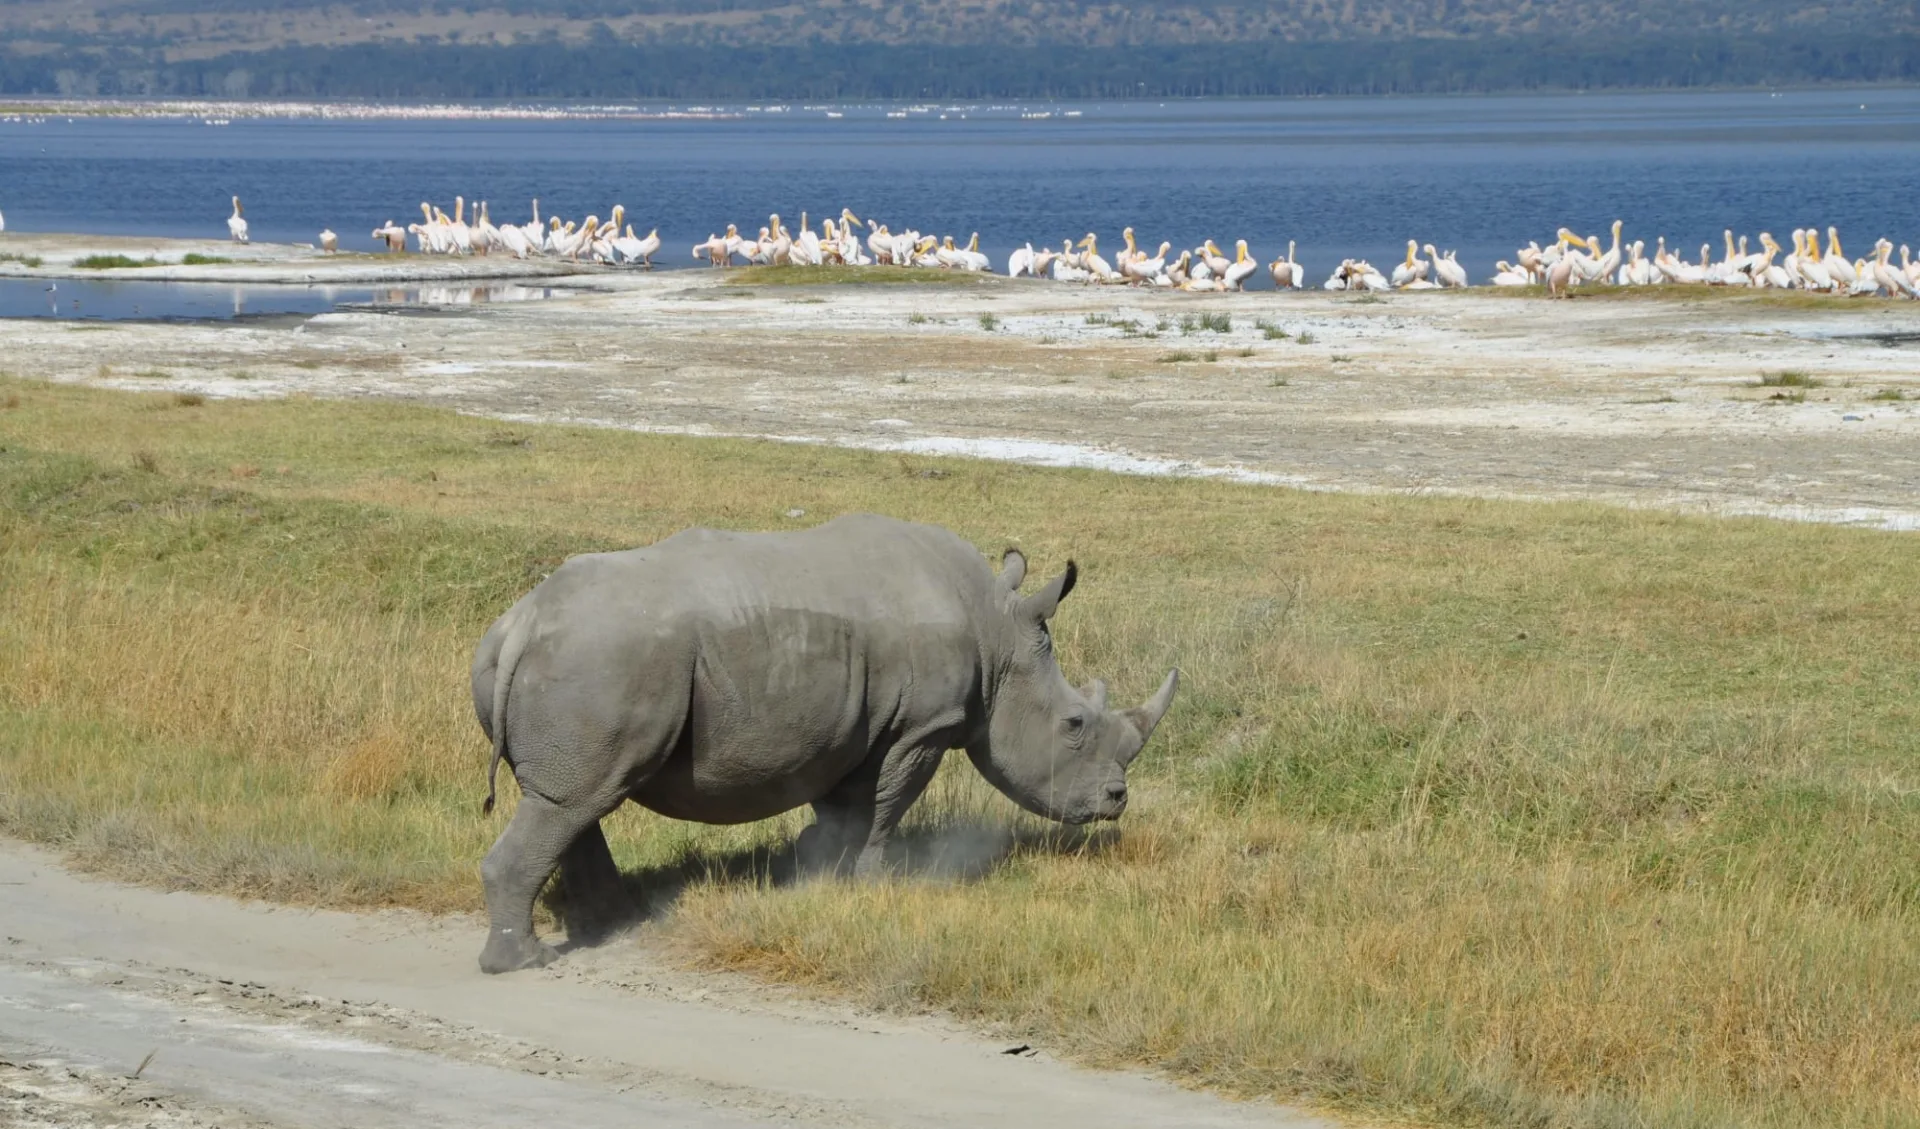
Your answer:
[968,549,1180,825]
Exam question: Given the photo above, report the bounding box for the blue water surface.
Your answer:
[2,90,1917,285]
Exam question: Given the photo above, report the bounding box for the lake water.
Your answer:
[0,278,572,320]
[3,90,1918,286]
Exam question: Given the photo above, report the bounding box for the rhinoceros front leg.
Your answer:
[479,792,605,974]
[856,746,947,878]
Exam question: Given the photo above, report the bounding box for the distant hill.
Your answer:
[3,0,1917,98]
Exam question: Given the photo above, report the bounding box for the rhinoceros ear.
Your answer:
[1000,548,1027,592]
[1019,560,1077,622]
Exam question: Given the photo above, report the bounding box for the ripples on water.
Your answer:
[0,278,570,320]
[3,90,1918,286]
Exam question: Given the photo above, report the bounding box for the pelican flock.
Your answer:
[197,196,1920,300]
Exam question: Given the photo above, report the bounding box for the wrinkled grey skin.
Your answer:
[469,513,1179,974]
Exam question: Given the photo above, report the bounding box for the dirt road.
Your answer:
[0,839,1326,1129]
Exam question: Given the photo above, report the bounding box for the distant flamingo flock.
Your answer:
[229,194,1920,298]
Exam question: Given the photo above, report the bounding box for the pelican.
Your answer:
[1490,261,1530,286]
[1824,228,1859,288]
[1794,230,1833,291]
[1587,220,1624,283]
[1126,241,1171,282]
[1116,227,1140,272]
[1223,240,1258,290]
[1008,242,1037,278]
[371,220,407,253]
[1200,240,1231,279]
[1390,240,1427,288]
[867,223,893,264]
[693,233,726,266]
[317,228,338,254]
[473,201,502,256]
[1872,240,1917,298]
[1754,234,1793,289]
[1267,241,1301,289]
[1427,244,1469,289]
[227,196,249,242]
[446,197,474,255]
[1080,233,1116,280]
[520,200,545,250]
[0,208,5,233]
[954,233,991,272]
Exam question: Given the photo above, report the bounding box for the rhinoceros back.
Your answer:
[495,514,995,824]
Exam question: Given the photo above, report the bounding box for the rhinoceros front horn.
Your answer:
[1120,669,1180,747]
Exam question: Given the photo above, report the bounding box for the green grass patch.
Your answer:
[180,253,231,266]
[73,254,163,270]
[1868,388,1908,401]
[1,379,1916,1129]
[977,312,1000,331]
[0,252,45,268]
[1758,370,1820,389]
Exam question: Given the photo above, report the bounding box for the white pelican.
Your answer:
[1825,228,1859,288]
[1490,261,1530,286]
[1390,240,1427,287]
[1588,220,1624,283]
[520,200,545,251]
[1008,242,1036,278]
[227,196,249,242]
[1223,240,1258,290]
[1754,234,1793,289]
[1872,240,1917,297]
[1267,241,1301,289]
[1115,227,1141,272]
[1166,249,1191,287]
[954,233,991,272]
[1126,241,1171,282]
[1200,240,1231,279]
[867,223,893,264]
[1426,244,1469,289]
[318,228,337,254]
[693,233,727,266]
[0,208,6,233]
[1794,231,1833,291]
[371,220,407,252]
[447,197,474,255]
[1080,233,1116,280]
[473,201,502,256]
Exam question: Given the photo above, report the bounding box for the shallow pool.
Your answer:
[0,278,570,320]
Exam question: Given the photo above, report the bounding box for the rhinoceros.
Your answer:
[468,512,1178,974]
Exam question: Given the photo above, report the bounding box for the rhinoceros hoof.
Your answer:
[479,929,559,975]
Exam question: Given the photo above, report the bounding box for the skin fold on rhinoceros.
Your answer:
[468,512,1179,974]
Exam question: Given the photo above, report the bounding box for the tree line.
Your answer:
[3,34,1916,100]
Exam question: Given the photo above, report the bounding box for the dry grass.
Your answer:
[1,377,1916,1129]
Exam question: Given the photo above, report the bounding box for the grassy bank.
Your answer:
[1,378,1915,1128]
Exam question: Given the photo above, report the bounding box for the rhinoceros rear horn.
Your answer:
[1082,678,1109,711]
[1120,669,1180,748]
[1000,548,1027,591]
[1018,560,1077,622]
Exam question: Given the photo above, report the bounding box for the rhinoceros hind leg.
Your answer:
[556,820,635,945]
[796,802,869,877]
[479,792,601,974]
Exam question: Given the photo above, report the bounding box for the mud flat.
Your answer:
[3,244,1918,526]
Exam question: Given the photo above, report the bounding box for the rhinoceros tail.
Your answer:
[482,605,535,815]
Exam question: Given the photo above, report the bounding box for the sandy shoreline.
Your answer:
[4,233,1917,531]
